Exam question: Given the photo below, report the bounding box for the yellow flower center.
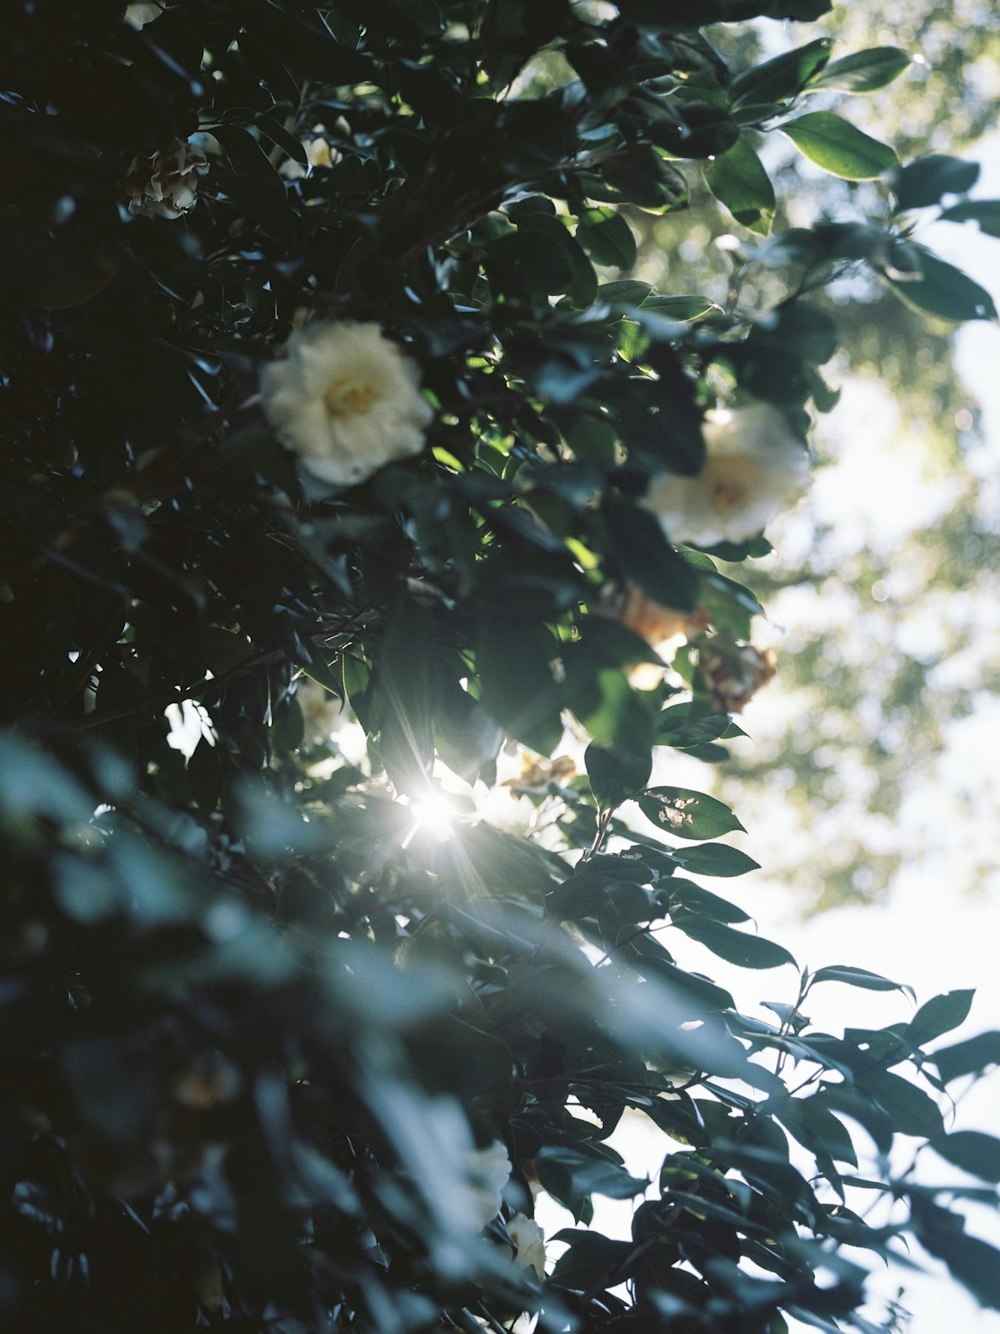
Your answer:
[705,458,754,513]
[325,378,378,417]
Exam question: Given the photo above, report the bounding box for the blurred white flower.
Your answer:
[280,130,342,180]
[644,402,810,547]
[123,139,209,220]
[296,678,349,745]
[506,1213,546,1278]
[463,1139,512,1228]
[260,321,433,487]
[124,2,163,27]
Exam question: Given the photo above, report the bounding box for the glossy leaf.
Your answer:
[809,47,912,93]
[705,137,776,235]
[780,112,898,179]
[638,787,745,841]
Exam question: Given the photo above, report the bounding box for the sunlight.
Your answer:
[407,792,460,842]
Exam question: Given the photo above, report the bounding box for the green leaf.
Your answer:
[882,248,997,322]
[932,1131,1000,1183]
[940,199,1000,238]
[536,1145,648,1202]
[637,787,745,841]
[597,145,689,210]
[780,112,897,180]
[909,1194,1000,1310]
[209,123,295,242]
[477,620,564,755]
[669,843,760,878]
[731,38,832,107]
[705,137,775,235]
[810,965,914,997]
[551,1231,632,1288]
[932,1031,1000,1084]
[602,499,701,611]
[487,228,578,297]
[671,915,795,969]
[864,1071,943,1138]
[891,154,980,210]
[642,294,724,321]
[907,990,975,1046]
[809,47,912,94]
[655,876,751,925]
[586,742,652,809]
[577,209,638,268]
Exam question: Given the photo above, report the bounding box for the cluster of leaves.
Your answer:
[1,1,998,1331]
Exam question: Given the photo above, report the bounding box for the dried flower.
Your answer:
[695,634,777,712]
[645,402,810,548]
[122,139,209,220]
[502,752,576,794]
[599,581,709,648]
[260,321,433,487]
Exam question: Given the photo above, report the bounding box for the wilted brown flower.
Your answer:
[502,752,576,794]
[599,580,710,647]
[122,139,209,220]
[695,634,777,713]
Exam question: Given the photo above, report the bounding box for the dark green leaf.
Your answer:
[780,112,897,179]
[587,742,652,809]
[550,1231,632,1288]
[638,787,744,841]
[536,1145,648,1202]
[809,47,912,94]
[907,990,975,1046]
[933,1031,1000,1084]
[864,1072,943,1138]
[577,209,638,268]
[810,966,914,998]
[882,248,997,322]
[932,1131,1000,1183]
[891,155,981,210]
[731,38,832,107]
[671,915,794,969]
[642,294,724,321]
[705,137,775,235]
[477,620,564,755]
[602,499,701,611]
[655,876,751,925]
[669,843,760,878]
[940,199,1000,238]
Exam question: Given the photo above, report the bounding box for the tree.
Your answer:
[1,2,999,1331]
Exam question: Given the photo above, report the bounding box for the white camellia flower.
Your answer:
[463,1139,513,1229]
[122,139,209,220]
[506,1212,546,1278]
[644,402,810,547]
[124,2,163,27]
[260,321,434,487]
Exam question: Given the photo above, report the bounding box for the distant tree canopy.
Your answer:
[2,3,999,1333]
